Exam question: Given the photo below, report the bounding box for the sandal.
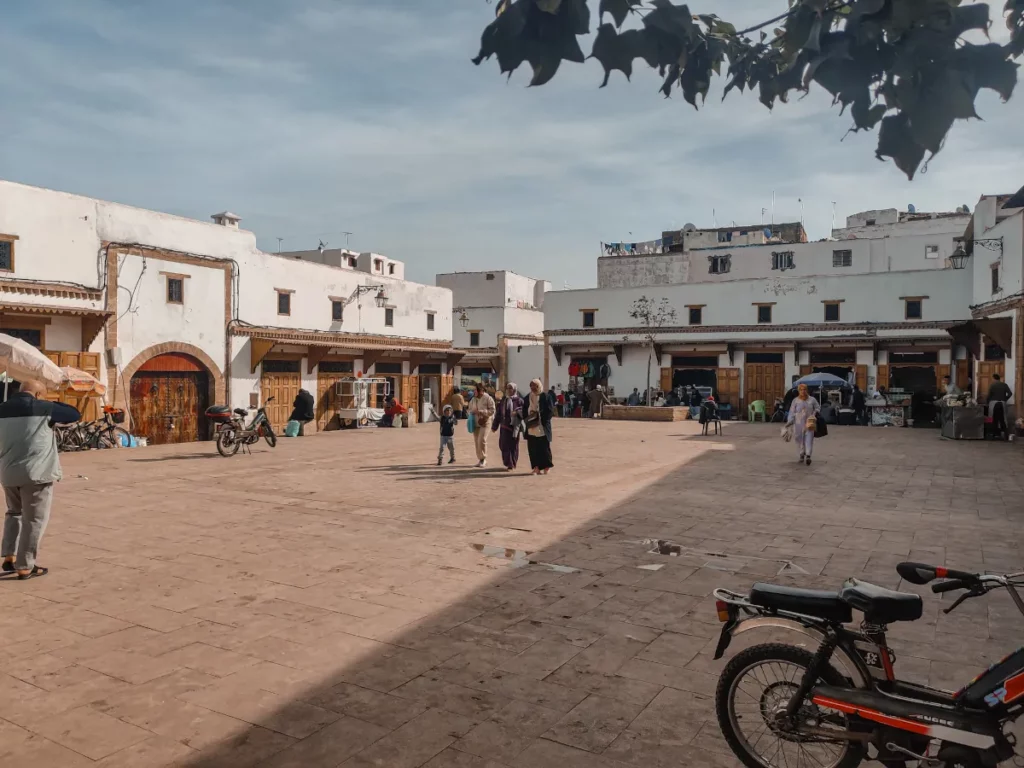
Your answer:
[1,561,14,574]
[16,566,48,580]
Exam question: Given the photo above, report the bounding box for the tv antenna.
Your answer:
[342,231,353,248]
[276,237,283,254]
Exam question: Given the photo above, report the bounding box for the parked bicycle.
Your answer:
[55,407,131,451]
[712,562,1024,768]
[207,398,277,457]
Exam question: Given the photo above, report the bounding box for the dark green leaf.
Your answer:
[957,42,1019,100]
[598,0,642,28]
[948,3,991,39]
[876,113,926,179]
[591,24,646,85]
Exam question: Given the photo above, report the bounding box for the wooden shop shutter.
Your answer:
[955,359,970,391]
[716,367,741,407]
[876,365,889,391]
[660,368,672,392]
[855,364,868,392]
[935,364,951,393]
[800,365,812,377]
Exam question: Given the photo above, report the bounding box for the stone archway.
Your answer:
[114,342,225,413]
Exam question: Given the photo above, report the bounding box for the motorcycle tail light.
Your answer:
[715,600,730,623]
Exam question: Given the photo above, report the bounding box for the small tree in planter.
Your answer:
[628,296,677,406]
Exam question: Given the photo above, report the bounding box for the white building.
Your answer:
[598,209,971,289]
[547,196,1022,418]
[0,179,455,443]
[435,270,549,391]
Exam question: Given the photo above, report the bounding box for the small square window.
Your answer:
[469,331,480,347]
[709,254,731,274]
[771,251,794,271]
[866,219,876,226]
[992,264,1001,294]
[757,305,772,324]
[332,300,343,321]
[832,249,852,268]
[688,307,702,325]
[277,291,291,316]
[167,277,184,304]
[388,264,395,275]
[426,312,435,331]
[824,303,840,322]
[905,299,922,320]
[925,244,940,259]
[582,311,595,328]
[0,239,14,271]
[348,257,357,267]
[384,307,394,327]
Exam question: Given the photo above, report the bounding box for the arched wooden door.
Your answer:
[129,353,210,445]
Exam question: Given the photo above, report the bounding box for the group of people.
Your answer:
[440,381,554,474]
[626,385,708,408]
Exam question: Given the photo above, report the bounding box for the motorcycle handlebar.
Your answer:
[897,561,977,585]
[932,579,973,594]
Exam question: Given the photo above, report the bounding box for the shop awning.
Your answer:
[947,318,1013,358]
[0,303,112,348]
[231,325,455,374]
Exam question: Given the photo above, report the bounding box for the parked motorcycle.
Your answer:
[206,398,277,457]
[712,562,1024,768]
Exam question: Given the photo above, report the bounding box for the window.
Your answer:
[756,305,773,324]
[0,235,15,271]
[4,328,41,348]
[771,251,794,271]
[262,359,301,373]
[708,254,731,274]
[992,264,1001,294]
[375,362,403,374]
[866,219,876,226]
[469,331,481,347]
[582,310,596,328]
[925,244,940,259]
[374,259,383,272]
[824,302,841,322]
[348,257,357,267]
[166,277,184,304]
[388,264,395,275]
[832,249,852,268]
[332,300,344,321]
[717,230,733,243]
[319,361,354,374]
[688,306,703,325]
[904,299,922,319]
[486,273,495,280]
[985,342,1006,361]
[277,290,292,316]
[384,307,394,327]
[426,312,435,331]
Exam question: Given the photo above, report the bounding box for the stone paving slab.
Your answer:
[0,420,1022,766]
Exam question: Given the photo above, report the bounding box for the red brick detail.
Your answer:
[116,342,226,411]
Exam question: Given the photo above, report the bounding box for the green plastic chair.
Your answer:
[748,400,768,423]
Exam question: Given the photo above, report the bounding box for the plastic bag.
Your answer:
[466,413,476,433]
[285,420,301,437]
[781,423,793,443]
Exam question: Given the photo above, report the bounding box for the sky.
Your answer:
[1,0,1022,289]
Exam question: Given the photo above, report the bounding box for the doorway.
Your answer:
[129,353,211,444]
[260,359,301,433]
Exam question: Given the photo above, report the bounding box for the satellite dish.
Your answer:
[960,204,971,214]
[683,223,697,232]
[907,204,916,213]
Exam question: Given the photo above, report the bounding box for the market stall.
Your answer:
[940,403,985,440]
[867,389,912,427]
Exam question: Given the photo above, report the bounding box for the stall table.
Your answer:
[867,397,910,427]
[940,404,985,440]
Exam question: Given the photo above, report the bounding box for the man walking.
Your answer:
[986,373,1013,440]
[1,380,79,580]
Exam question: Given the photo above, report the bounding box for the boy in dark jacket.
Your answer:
[438,405,457,465]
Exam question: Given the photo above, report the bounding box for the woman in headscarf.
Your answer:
[788,382,820,466]
[492,382,524,471]
[522,379,554,475]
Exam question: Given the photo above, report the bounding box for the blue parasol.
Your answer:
[792,372,850,389]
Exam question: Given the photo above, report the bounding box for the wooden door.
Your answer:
[402,374,420,424]
[660,368,672,392]
[876,364,889,391]
[261,366,301,433]
[935,364,951,394]
[130,372,208,445]
[716,368,741,408]
[317,374,355,431]
[977,361,1005,403]
[442,373,455,406]
[40,351,103,421]
[799,365,812,377]
[744,363,784,406]
[855,364,868,393]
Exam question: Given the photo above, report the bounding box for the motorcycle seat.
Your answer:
[839,578,923,624]
[233,408,248,417]
[750,583,853,623]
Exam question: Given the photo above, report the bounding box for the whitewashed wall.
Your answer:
[548,269,973,331]
[506,343,545,389]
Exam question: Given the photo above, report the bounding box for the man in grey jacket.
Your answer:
[1,380,80,580]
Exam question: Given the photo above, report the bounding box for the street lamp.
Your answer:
[455,307,470,328]
[950,245,970,270]
[374,289,389,308]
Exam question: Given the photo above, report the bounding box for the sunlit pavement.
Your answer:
[0,420,1021,767]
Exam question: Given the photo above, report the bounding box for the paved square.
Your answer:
[1,420,1022,767]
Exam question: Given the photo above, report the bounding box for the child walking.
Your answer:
[438,405,457,465]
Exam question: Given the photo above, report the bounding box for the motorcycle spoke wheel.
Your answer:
[716,644,863,768]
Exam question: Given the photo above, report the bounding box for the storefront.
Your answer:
[668,354,718,398]
[568,356,611,393]
[744,352,785,407]
[887,350,945,426]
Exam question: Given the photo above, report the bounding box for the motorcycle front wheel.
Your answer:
[715,643,864,768]
[263,426,277,448]
[216,429,241,457]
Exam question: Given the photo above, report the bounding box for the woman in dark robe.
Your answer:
[522,379,554,475]
[492,382,524,471]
